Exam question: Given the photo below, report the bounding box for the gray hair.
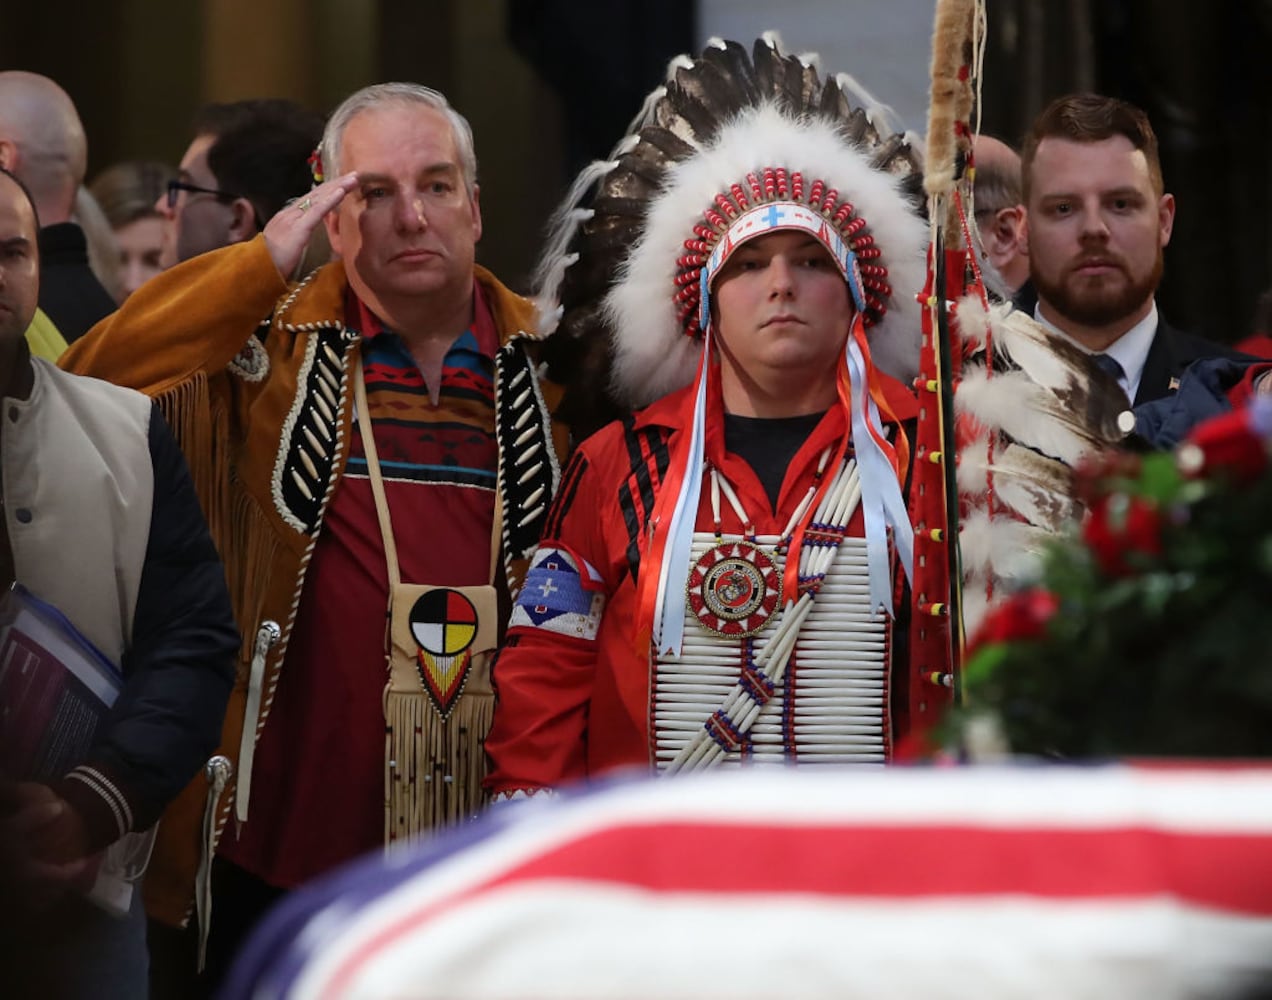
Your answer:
[320,83,478,197]
[973,155,1022,215]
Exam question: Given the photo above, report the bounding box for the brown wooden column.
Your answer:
[200,0,375,112]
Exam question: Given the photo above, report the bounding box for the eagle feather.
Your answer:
[955,297,1130,634]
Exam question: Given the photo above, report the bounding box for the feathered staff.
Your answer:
[917,0,1128,673]
[908,0,984,729]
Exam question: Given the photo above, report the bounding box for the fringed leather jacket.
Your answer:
[62,235,567,928]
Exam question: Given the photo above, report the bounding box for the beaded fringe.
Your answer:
[384,681,493,844]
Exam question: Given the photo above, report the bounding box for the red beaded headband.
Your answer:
[673,166,893,338]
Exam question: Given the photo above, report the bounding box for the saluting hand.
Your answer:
[263,172,359,280]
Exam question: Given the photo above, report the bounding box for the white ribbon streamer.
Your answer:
[653,335,712,655]
[845,338,914,615]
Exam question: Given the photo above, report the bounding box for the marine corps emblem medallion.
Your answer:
[687,540,780,637]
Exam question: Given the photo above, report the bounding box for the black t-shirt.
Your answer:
[722,410,827,512]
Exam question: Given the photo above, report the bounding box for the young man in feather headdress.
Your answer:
[485,39,938,794]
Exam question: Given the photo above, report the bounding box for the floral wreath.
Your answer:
[955,397,1272,760]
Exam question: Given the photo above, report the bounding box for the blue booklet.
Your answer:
[0,583,152,916]
[0,583,123,782]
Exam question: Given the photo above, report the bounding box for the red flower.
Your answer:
[1083,494,1163,577]
[307,147,325,184]
[1180,408,1270,484]
[1072,452,1143,508]
[970,588,1060,651]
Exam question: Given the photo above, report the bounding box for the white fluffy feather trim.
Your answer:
[605,104,928,407]
[959,509,1050,641]
[959,508,1050,582]
[953,293,993,350]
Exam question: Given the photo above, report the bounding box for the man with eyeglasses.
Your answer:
[160,99,324,267]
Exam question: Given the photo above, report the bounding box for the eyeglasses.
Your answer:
[166,179,239,210]
[166,179,265,230]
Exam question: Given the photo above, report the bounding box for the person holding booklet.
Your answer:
[0,165,238,998]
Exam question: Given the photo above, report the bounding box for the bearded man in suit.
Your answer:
[1020,93,1243,406]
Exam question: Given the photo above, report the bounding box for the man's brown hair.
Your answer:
[1021,93,1164,202]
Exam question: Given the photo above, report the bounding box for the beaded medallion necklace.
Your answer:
[657,452,890,772]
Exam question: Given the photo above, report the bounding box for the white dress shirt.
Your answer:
[1034,301,1158,403]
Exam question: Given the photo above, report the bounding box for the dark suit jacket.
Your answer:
[1009,284,1246,407]
[1011,278,1038,317]
[1133,319,1249,406]
[37,223,116,344]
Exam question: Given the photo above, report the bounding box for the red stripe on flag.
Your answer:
[320,819,1272,998]
[483,822,1272,913]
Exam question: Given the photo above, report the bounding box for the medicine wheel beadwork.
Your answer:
[686,540,781,637]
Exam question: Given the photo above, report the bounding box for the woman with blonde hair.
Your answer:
[89,160,175,301]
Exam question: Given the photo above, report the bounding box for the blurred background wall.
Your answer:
[2,0,1268,341]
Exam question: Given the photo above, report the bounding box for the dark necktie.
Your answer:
[1092,353,1128,401]
[1092,353,1124,381]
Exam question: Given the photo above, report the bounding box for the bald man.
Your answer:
[972,134,1029,298]
[0,71,115,343]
